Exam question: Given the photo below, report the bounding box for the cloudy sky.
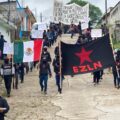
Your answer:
[22,0,120,21]
[0,0,120,21]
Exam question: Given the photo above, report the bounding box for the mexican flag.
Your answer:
[14,40,43,63]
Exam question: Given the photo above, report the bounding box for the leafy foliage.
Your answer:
[68,0,102,23]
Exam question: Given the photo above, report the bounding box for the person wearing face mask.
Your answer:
[0,94,9,120]
[53,55,62,93]
[39,58,52,94]
[1,58,14,97]
[41,46,51,64]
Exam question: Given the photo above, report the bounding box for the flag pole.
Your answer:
[59,38,63,92]
[11,42,15,89]
[38,40,44,69]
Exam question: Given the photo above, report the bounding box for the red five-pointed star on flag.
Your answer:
[75,47,93,65]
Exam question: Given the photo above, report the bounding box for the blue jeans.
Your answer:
[55,74,64,92]
[39,74,48,92]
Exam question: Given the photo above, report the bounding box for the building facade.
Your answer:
[0,1,36,39]
[0,14,16,42]
[100,1,120,41]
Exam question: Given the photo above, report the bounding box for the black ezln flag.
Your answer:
[61,34,115,75]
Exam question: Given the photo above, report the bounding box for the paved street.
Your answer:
[5,35,120,120]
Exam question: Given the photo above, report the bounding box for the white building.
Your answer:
[110,2,120,25]
[100,1,120,41]
[0,14,16,42]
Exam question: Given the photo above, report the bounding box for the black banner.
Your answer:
[61,34,115,75]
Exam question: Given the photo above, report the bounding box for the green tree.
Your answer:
[68,0,102,23]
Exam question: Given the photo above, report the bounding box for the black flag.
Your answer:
[61,34,115,75]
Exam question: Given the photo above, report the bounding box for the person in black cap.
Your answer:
[0,94,9,120]
[19,63,25,83]
[53,55,62,93]
[41,46,51,64]
[39,57,52,94]
[1,58,14,97]
[0,35,6,60]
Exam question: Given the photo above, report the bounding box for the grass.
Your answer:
[113,41,120,49]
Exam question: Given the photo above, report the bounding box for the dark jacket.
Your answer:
[53,58,60,74]
[0,96,9,120]
[0,38,6,59]
[39,62,51,75]
[41,52,51,63]
[19,63,25,74]
[93,71,101,79]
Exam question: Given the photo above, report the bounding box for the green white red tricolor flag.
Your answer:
[14,39,43,63]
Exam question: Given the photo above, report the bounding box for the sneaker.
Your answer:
[41,88,43,92]
[7,94,10,97]
[44,91,47,95]
[21,81,24,83]
[58,88,62,94]
[94,83,96,86]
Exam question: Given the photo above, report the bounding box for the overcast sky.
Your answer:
[22,0,120,21]
[0,0,120,21]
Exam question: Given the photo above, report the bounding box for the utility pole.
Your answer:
[40,12,42,22]
[35,8,37,21]
[8,0,10,23]
[21,0,25,8]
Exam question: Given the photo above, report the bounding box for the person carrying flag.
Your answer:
[53,55,62,94]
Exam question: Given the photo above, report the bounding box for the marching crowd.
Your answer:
[0,22,120,120]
